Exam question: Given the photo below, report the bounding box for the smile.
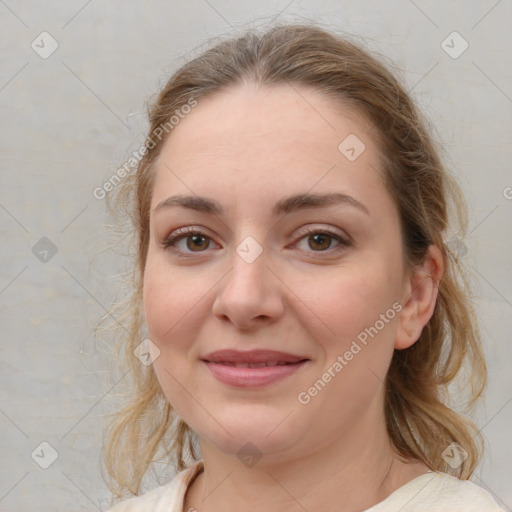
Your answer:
[203,359,310,387]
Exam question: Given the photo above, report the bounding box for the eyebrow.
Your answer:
[154,192,370,217]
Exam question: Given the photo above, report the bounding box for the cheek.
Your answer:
[142,254,206,346]
[293,259,401,343]
[142,255,205,412]
[293,258,402,405]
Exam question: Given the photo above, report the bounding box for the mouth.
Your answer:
[205,360,310,368]
[201,348,309,365]
[200,349,311,387]
[201,356,311,387]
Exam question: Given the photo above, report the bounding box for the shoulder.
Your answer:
[104,484,172,512]
[429,473,505,511]
[370,471,506,512]
[104,461,204,512]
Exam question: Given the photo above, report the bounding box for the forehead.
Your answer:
[158,82,377,159]
[151,83,389,216]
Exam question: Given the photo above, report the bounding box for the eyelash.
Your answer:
[161,226,351,258]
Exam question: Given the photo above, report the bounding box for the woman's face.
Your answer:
[143,83,411,460]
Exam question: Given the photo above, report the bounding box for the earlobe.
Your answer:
[394,245,444,350]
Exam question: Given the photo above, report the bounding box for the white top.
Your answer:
[105,460,505,512]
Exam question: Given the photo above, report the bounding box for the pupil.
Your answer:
[188,235,208,251]
[310,234,330,251]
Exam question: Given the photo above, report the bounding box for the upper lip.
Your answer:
[201,349,309,364]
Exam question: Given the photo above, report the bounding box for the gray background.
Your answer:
[1,1,511,510]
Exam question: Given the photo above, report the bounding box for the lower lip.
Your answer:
[203,360,309,388]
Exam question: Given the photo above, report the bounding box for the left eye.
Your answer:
[295,231,348,252]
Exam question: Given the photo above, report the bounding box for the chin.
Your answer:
[195,412,304,459]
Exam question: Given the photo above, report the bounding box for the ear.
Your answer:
[395,245,445,350]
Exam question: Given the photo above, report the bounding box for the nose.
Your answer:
[211,242,285,331]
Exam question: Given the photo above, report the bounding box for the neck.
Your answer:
[184,413,427,512]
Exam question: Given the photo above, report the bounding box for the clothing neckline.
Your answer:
[363,470,438,511]
[180,460,438,511]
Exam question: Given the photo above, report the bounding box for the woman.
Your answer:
[102,23,504,511]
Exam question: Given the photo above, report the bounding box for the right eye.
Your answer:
[161,227,218,256]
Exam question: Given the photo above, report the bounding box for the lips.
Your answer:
[213,361,296,368]
[201,349,311,387]
[201,349,309,366]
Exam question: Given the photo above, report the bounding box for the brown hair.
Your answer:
[100,22,486,499]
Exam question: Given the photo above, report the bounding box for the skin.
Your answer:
[142,82,444,512]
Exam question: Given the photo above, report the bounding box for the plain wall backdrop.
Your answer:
[1,1,511,510]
